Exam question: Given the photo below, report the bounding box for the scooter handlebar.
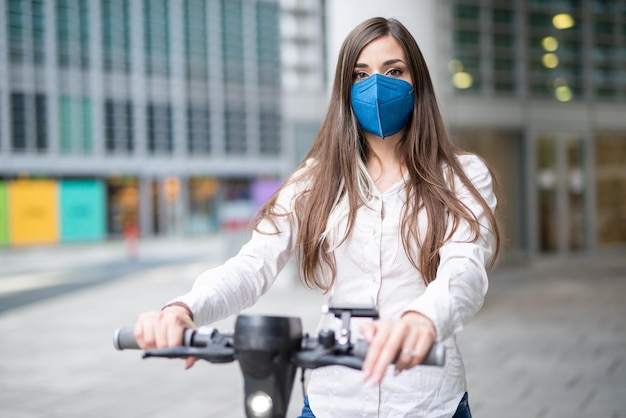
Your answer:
[113,325,445,369]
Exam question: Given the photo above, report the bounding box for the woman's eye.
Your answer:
[353,71,368,79]
[387,68,403,77]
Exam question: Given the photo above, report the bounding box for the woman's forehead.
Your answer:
[356,35,406,64]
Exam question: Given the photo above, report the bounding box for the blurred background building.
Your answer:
[0,0,291,243]
[0,0,624,263]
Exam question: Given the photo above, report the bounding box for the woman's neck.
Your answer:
[364,132,405,193]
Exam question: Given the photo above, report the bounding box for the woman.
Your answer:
[135,17,500,417]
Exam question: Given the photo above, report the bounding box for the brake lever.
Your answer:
[293,347,364,370]
[143,345,236,363]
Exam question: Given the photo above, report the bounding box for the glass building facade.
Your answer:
[445,0,626,258]
[0,0,285,242]
[1,0,624,262]
[450,0,626,102]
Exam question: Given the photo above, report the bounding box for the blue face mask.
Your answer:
[351,73,415,138]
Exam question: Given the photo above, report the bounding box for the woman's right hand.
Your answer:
[133,304,197,368]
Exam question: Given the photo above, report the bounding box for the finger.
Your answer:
[133,316,146,349]
[395,329,420,373]
[136,313,158,349]
[361,323,386,380]
[409,333,435,368]
[368,323,407,384]
[154,312,169,348]
[166,318,184,347]
[185,357,198,370]
[398,312,437,369]
[359,322,375,342]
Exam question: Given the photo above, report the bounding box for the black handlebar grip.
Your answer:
[113,327,139,350]
[352,340,446,366]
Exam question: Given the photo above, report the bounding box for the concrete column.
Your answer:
[139,176,154,237]
[583,130,597,253]
[243,0,260,155]
[22,0,36,153]
[130,0,147,157]
[173,175,188,236]
[169,0,187,158]
[524,129,538,258]
[44,0,59,155]
[207,0,225,156]
[89,0,104,156]
[0,0,10,154]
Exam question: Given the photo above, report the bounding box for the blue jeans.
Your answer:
[452,392,472,418]
[297,392,472,418]
[297,395,316,418]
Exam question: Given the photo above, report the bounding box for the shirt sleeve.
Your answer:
[403,154,497,341]
[166,180,300,326]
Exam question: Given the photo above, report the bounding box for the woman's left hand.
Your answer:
[359,311,436,385]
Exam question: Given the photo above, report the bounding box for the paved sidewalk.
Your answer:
[0,238,624,417]
[0,234,233,278]
[460,250,626,418]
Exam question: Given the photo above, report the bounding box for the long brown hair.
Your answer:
[256,17,500,291]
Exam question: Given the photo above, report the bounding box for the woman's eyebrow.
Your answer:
[382,59,406,66]
[354,59,406,69]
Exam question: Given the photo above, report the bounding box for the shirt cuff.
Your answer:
[162,301,194,321]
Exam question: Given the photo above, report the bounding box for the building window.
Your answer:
[57,0,90,70]
[222,0,244,84]
[259,105,280,155]
[224,100,246,155]
[104,99,134,154]
[10,93,47,153]
[144,0,170,77]
[59,96,92,154]
[455,3,479,21]
[450,0,626,102]
[34,97,45,151]
[595,134,626,245]
[184,0,209,81]
[10,93,26,151]
[592,0,617,13]
[492,8,514,25]
[455,29,481,48]
[8,0,46,66]
[7,0,25,64]
[32,0,45,66]
[187,103,211,154]
[147,103,173,154]
[451,2,485,95]
[257,1,280,88]
[102,0,131,74]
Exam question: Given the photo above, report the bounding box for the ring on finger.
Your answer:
[402,349,418,357]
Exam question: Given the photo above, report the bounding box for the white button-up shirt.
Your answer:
[172,154,497,417]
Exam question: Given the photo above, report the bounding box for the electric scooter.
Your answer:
[113,305,445,418]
